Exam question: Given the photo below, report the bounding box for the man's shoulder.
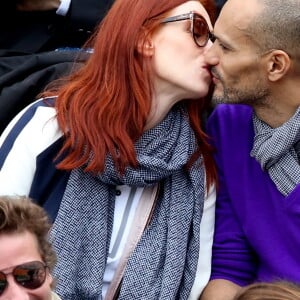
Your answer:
[211,104,253,120]
[207,104,253,135]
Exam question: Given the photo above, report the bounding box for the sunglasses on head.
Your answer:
[160,11,213,48]
[0,261,48,295]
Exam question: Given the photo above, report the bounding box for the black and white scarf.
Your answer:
[50,104,205,299]
[251,107,300,196]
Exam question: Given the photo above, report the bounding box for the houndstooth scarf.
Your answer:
[251,107,300,196]
[50,104,205,299]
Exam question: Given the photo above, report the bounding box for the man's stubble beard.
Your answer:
[211,81,270,107]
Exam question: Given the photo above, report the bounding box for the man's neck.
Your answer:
[254,80,300,127]
[254,104,299,128]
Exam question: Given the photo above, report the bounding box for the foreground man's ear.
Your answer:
[266,49,291,82]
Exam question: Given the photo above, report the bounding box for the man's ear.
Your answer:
[266,50,291,82]
[137,31,154,57]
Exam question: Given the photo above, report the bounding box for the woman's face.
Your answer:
[151,1,213,101]
[0,231,53,300]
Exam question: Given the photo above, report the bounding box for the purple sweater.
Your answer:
[207,104,300,286]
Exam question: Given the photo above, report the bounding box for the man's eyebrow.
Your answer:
[211,32,222,42]
[211,32,233,48]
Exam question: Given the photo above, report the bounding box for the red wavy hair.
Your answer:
[46,0,217,189]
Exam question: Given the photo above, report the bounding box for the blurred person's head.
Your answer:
[0,196,56,299]
[234,281,300,300]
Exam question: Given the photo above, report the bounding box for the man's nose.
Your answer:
[2,275,30,300]
[204,42,219,66]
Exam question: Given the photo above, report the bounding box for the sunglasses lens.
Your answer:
[0,272,7,295]
[13,261,46,290]
[193,16,209,46]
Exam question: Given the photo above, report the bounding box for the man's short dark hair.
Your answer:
[246,0,300,58]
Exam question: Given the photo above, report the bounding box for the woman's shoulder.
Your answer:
[1,96,58,135]
[0,97,63,155]
[0,96,63,175]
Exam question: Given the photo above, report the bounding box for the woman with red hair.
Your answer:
[0,0,216,299]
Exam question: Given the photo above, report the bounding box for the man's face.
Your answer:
[0,231,53,300]
[204,0,270,107]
